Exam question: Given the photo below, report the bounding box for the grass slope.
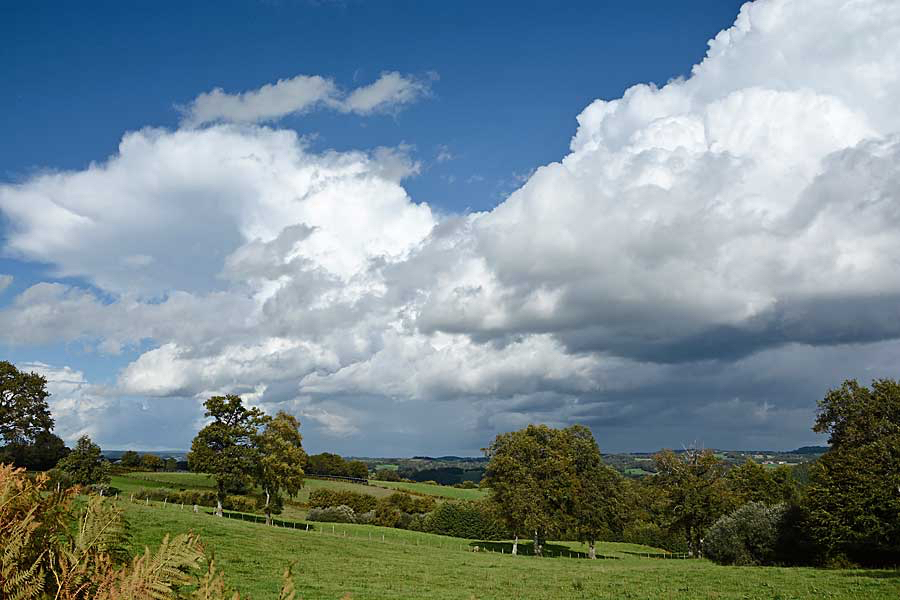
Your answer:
[122,499,900,599]
[370,479,488,500]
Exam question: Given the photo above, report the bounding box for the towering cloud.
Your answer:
[2,0,899,452]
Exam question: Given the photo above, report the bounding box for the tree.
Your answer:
[805,378,900,564]
[0,429,69,471]
[483,424,618,557]
[345,460,369,480]
[57,435,110,486]
[813,378,900,450]
[120,450,141,468]
[164,457,178,472]
[188,395,267,516]
[140,453,163,471]
[0,361,64,471]
[652,449,735,556]
[569,425,624,559]
[727,460,798,506]
[255,411,306,525]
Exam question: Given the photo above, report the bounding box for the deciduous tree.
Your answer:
[57,435,110,486]
[652,449,734,556]
[255,411,306,525]
[188,395,267,516]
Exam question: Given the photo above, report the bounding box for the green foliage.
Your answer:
[0,361,54,446]
[704,502,786,566]
[652,449,735,556]
[120,451,141,468]
[620,521,688,553]
[813,378,900,450]
[805,434,900,565]
[57,435,111,486]
[188,395,267,515]
[140,454,164,471]
[255,411,306,522]
[306,452,367,479]
[374,468,402,482]
[309,488,377,514]
[727,460,798,505]
[377,491,435,514]
[0,362,66,471]
[307,505,357,523]
[483,424,620,554]
[804,378,900,566]
[423,500,508,540]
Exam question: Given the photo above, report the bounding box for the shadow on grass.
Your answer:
[838,570,900,579]
[468,541,618,559]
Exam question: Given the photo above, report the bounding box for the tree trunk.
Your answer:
[512,535,518,556]
[216,497,223,517]
[533,530,543,557]
[265,488,272,526]
[589,542,596,559]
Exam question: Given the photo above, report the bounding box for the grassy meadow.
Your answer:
[118,497,900,599]
[369,479,488,500]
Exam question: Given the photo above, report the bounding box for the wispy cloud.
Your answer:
[180,71,434,126]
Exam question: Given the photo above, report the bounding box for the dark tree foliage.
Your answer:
[119,450,141,468]
[188,395,267,516]
[0,361,53,445]
[140,453,164,471]
[805,378,900,565]
[57,435,110,486]
[0,361,68,470]
[306,452,367,479]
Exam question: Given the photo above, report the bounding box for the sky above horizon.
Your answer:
[3,0,899,455]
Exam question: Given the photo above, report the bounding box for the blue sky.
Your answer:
[2,0,898,455]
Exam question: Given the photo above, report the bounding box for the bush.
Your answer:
[308,488,377,513]
[308,504,356,523]
[356,510,376,525]
[423,500,508,540]
[704,502,786,565]
[376,492,435,515]
[224,494,258,513]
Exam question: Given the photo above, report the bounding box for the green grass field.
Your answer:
[118,498,900,599]
[370,479,488,500]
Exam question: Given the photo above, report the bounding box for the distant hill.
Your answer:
[792,445,829,454]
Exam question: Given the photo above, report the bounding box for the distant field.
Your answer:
[624,468,655,476]
[113,471,394,504]
[118,498,900,599]
[371,479,488,500]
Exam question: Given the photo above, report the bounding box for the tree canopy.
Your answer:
[187,395,267,516]
[57,435,110,486]
[255,411,306,524]
[483,424,620,557]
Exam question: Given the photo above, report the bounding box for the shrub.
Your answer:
[376,492,434,515]
[308,504,356,523]
[704,502,786,565]
[308,488,377,513]
[224,494,258,513]
[424,500,508,540]
[356,510,376,525]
